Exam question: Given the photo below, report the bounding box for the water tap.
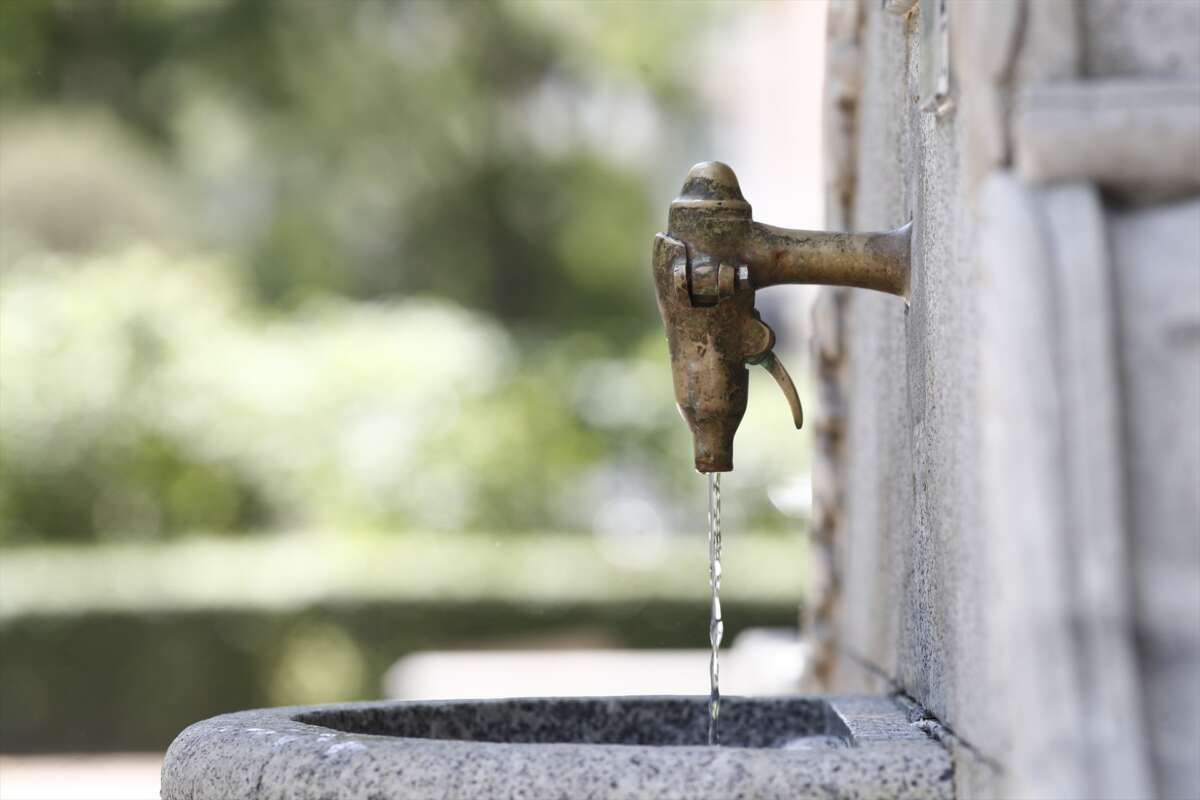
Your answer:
[652,161,911,473]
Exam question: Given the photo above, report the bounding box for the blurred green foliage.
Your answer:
[0,533,803,752]
[1,597,800,752]
[0,532,806,753]
[0,250,801,541]
[0,0,701,333]
[0,0,807,544]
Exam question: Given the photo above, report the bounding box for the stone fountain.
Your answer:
[161,163,947,799]
[162,696,950,799]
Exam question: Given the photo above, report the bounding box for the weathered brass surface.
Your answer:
[652,161,910,473]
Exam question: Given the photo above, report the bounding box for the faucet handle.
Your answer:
[754,351,803,429]
[739,311,806,431]
[743,314,803,430]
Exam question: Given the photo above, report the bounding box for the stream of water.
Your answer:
[706,472,724,746]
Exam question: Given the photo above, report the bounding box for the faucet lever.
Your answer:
[741,312,803,430]
[752,351,803,430]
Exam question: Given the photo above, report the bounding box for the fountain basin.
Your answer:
[161,695,951,799]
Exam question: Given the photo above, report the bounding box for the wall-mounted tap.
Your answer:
[652,161,911,473]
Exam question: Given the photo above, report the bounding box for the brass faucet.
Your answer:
[652,161,911,473]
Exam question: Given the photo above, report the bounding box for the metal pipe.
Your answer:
[746,221,911,298]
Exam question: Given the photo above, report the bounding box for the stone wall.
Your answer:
[810,2,1200,798]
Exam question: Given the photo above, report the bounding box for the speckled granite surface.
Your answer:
[161,695,952,799]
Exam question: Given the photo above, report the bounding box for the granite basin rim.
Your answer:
[295,695,851,749]
[161,694,954,800]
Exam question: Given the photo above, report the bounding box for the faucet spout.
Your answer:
[747,221,911,297]
[651,161,910,473]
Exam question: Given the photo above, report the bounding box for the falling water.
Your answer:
[706,472,724,746]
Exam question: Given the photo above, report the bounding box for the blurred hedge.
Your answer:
[0,599,799,753]
[0,532,803,752]
[0,250,807,543]
[0,1,811,548]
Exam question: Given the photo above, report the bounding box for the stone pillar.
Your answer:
[812,2,1200,797]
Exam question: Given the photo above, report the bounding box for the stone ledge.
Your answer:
[162,695,953,800]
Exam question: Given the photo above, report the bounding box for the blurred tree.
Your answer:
[0,0,711,345]
[0,250,713,542]
[0,1,805,544]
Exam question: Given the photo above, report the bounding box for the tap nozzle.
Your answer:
[651,161,910,473]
